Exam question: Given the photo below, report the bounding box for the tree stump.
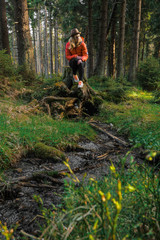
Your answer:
[41,67,103,118]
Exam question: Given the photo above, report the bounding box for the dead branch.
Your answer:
[42,96,77,103]
[20,230,39,240]
[88,121,129,146]
[0,172,63,188]
[44,102,51,116]
[19,182,58,189]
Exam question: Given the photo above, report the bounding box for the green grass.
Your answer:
[88,85,160,151]
[98,100,160,150]
[0,113,96,168]
[88,76,160,151]
[36,156,160,240]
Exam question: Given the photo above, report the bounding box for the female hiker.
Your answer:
[65,28,88,88]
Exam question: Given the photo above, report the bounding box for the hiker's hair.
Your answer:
[69,34,82,50]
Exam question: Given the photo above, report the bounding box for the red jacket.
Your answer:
[65,39,88,62]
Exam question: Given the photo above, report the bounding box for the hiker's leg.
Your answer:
[69,58,78,75]
[78,61,85,80]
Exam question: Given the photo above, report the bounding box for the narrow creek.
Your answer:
[0,121,144,239]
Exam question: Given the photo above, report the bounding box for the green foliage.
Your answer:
[16,65,37,86]
[153,91,160,104]
[0,220,18,240]
[88,76,129,103]
[32,74,62,100]
[38,157,160,239]
[58,0,87,36]
[0,51,37,91]
[0,50,16,77]
[98,89,160,150]
[153,83,160,103]
[137,57,160,91]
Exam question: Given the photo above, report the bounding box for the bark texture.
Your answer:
[88,0,94,77]
[49,7,53,76]
[44,6,48,78]
[110,5,117,78]
[117,0,126,78]
[54,19,59,73]
[14,0,35,69]
[0,0,10,54]
[94,0,108,76]
[37,7,42,74]
[129,0,142,82]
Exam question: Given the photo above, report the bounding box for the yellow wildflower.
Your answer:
[152,152,157,157]
[89,235,94,240]
[93,219,99,230]
[126,184,136,192]
[110,163,116,173]
[118,180,122,201]
[98,190,106,202]
[112,198,122,211]
[106,192,111,200]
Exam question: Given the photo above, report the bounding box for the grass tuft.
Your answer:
[38,156,160,240]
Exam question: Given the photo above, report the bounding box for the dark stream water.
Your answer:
[0,122,143,239]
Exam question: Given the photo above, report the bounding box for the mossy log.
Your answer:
[33,143,66,161]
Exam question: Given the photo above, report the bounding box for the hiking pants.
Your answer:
[69,58,86,80]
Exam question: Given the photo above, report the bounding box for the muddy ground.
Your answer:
[0,121,144,239]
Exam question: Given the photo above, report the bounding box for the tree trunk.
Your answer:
[37,7,42,74]
[154,36,160,58]
[0,0,10,54]
[44,6,48,78]
[111,27,116,78]
[117,0,126,78]
[106,0,118,39]
[59,36,63,74]
[108,39,112,77]
[94,0,108,76]
[0,19,2,50]
[141,33,145,61]
[129,0,142,82]
[54,19,59,74]
[88,0,94,77]
[63,34,68,67]
[14,0,35,69]
[33,26,37,73]
[49,7,53,76]
[110,5,117,78]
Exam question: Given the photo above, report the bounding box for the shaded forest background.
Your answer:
[0,0,160,81]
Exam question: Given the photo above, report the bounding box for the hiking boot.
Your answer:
[78,81,83,88]
[73,75,79,83]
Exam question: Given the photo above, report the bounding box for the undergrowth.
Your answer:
[34,154,160,240]
[99,99,160,151]
[88,84,160,151]
[0,113,96,168]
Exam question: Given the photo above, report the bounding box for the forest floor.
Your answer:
[0,121,144,239]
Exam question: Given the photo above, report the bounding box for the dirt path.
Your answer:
[0,121,143,239]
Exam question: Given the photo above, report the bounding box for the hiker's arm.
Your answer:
[65,44,78,61]
[81,42,88,61]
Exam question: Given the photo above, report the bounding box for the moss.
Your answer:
[93,96,103,107]
[34,143,66,161]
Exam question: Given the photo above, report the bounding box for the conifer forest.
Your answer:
[0,0,160,239]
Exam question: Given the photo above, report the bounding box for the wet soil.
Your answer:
[0,121,144,239]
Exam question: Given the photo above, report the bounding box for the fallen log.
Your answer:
[88,121,129,146]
